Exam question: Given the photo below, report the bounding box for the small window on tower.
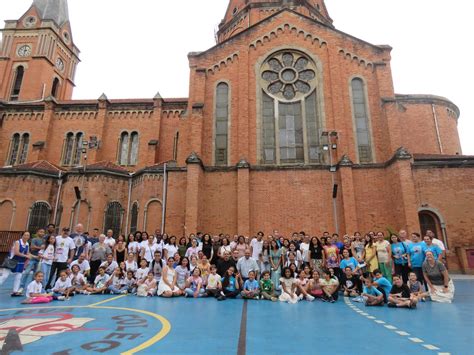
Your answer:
[233,7,238,15]
[51,78,60,98]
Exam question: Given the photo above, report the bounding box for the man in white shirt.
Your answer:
[70,223,89,261]
[45,227,75,290]
[250,232,264,260]
[104,229,116,248]
[70,254,91,277]
[299,235,310,264]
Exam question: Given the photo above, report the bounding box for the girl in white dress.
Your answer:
[157,257,182,297]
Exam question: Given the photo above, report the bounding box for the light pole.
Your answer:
[74,140,88,227]
[322,131,339,234]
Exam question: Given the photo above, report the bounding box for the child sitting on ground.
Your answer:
[407,271,428,302]
[259,271,277,301]
[279,267,298,304]
[388,274,417,309]
[184,268,206,298]
[83,267,110,295]
[205,265,222,298]
[22,271,54,304]
[52,270,74,300]
[241,270,260,300]
[295,270,315,301]
[107,267,128,294]
[137,271,158,297]
[362,275,384,306]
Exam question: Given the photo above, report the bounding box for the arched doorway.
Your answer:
[418,209,447,247]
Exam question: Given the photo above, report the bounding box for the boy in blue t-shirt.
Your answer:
[373,269,392,302]
[362,276,384,306]
[241,271,260,300]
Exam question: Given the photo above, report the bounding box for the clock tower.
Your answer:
[0,0,80,102]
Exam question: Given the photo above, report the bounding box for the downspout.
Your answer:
[53,170,63,225]
[124,173,133,235]
[431,104,443,154]
[161,163,168,234]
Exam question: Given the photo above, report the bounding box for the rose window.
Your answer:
[261,51,317,101]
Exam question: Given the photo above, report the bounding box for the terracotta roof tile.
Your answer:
[86,161,130,174]
[4,160,64,173]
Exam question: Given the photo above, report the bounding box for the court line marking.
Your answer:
[88,294,127,307]
[343,297,449,354]
[0,297,171,355]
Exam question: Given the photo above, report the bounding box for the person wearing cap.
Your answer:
[45,227,75,290]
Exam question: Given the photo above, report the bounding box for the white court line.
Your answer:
[396,331,410,336]
[374,320,385,324]
[423,345,440,351]
[366,316,376,319]
[384,325,397,330]
[409,337,424,343]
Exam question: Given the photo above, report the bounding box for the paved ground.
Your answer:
[0,277,472,354]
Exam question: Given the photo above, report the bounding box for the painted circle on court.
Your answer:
[0,305,171,354]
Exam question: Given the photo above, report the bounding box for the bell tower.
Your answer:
[217,0,333,43]
[0,0,80,102]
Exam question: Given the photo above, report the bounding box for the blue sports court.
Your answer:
[0,276,472,354]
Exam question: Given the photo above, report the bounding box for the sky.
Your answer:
[1,0,473,154]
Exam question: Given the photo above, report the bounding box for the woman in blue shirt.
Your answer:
[390,234,409,283]
[339,249,360,273]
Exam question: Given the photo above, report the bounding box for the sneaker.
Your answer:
[421,297,426,302]
[217,295,226,301]
[65,297,71,301]
[83,291,91,295]
[10,292,23,297]
[329,297,336,303]
[220,291,225,297]
[120,290,128,294]
[184,292,188,298]
[109,291,115,295]
[254,295,260,300]
[297,294,304,301]
[271,297,278,302]
[57,296,66,301]
[306,295,315,302]
[18,288,24,294]
[322,298,328,302]
[387,302,397,308]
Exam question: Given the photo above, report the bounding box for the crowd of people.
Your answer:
[0,224,455,306]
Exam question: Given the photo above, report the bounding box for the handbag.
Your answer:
[1,258,18,271]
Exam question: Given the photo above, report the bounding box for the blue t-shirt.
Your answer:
[408,242,427,267]
[363,285,382,296]
[243,279,259,292]
[340,257,359,271]
[424,244,442,260]
[391,243,408,265]
[374,276,392,296]
[223,276,236,292]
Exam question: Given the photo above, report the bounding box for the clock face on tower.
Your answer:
[17,45,32,57]
[55,57,65,72]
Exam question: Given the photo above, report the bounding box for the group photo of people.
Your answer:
[0,224,455,307]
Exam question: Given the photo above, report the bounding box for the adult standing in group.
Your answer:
[423,250,455,303]
[104,229,116,249]
[89,234,112,282]
[390,234,410,283]
[45,224,56,241]
[9,231,33,296]
[70,224,89,261]
[250,232,264,260]
[141,233,161,266]
[426,230,446,262]
[407,232,427,288]
[45,227,75,290]
[375,231,392,282]
[233,236,248,259]
[19,228,45,292]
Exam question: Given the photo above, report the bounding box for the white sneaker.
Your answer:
[306,295,315,302]
[57,296,66,301]
[297,294,304,301]
[83,291,91,295]
[120,290,128,294]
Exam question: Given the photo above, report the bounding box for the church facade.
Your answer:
[0,0,473,272]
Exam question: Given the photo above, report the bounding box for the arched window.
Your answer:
[6,133,29,166]
[18,133,29,164]
[260,50,321,165]
[118,131,139,166]
[104,202,123,237]
[28,202,51,234]
[10,66,24,101]
[51,78,60,98]
[7,133,20,166]
[215,83,229,166]
[351,78,373,163]
[72,132,83,166]
[62,132,84,166]
[130,202,138,234]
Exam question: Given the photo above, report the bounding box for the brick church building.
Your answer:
[0,0,473,271]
